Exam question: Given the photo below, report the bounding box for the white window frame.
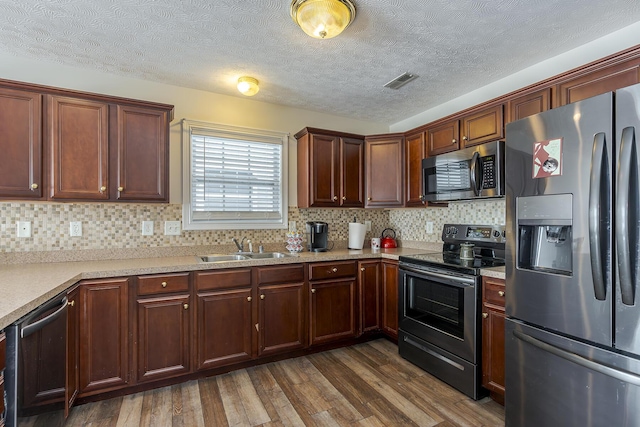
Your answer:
[182,119,289,230]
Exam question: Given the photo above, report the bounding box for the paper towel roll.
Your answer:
[348,222,367,250]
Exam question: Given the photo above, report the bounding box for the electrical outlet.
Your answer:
[289,220,297,232]
[164,221,181,235]
[426,221,434,234]
[365,220,372,232]
[17,221,31,238]
[70,221,82,237]
[141,221,154,236]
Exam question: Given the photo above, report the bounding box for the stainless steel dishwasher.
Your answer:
[5,292,68,427]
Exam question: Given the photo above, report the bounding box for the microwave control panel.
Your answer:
[481,155,496,189]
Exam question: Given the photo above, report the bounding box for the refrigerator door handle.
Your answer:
[513,329,640,386]
[469,151,481,196]
[616,126,636,306]
[589,132,608,301]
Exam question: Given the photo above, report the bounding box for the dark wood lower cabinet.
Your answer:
[309,278,357,345]
[358,261,381,334]
[482,277,506,404]
[65,286,79,418]
[136,294,190,382]
[78,278,130,397]
[381,260,399,340]
[195,287,252,370]
[258,282,306,356]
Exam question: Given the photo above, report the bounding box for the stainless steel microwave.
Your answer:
[422,140,505,202]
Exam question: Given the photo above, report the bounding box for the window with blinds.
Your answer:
[182,120,288,230]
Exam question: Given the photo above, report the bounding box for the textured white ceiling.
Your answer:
[1,0,640,126]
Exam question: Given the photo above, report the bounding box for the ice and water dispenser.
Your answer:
[517,194,573,275]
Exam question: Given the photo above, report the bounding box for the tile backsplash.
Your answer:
[0,199,505,263]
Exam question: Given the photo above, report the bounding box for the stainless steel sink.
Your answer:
[199,252,295,263]
[200,254,250,262]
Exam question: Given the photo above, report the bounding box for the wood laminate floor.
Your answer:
[21,339,505,427]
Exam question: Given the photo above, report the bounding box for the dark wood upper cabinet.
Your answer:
[365,134,404,208]
[48,96,110,200]
[507,88,551,123]
[556,58,640,106]
[0,87,42,199]
[296,128,364,208]
[461,104,504,148]
[115,105,169,201]
[404,132,426,207]
[427,120,460,156]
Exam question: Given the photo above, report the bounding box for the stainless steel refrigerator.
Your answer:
[505,83,640,426]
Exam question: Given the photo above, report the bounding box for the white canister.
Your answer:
[371,237,381,250]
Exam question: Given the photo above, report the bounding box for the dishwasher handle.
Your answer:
[21,295,68,338]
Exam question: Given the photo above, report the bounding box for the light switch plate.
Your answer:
[141,221,154,236]
[164,221,181,235]
[17,221,31,238]
[365,220,372,232]
[289,220,297,232]
[70,221,82,237]
[426,221,434,234]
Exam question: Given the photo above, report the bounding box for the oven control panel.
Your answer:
[442,223,505,243]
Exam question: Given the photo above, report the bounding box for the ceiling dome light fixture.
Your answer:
[237,76,259,96]
[290,0,356,39]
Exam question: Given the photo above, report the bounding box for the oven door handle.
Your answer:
[400,265,476,287]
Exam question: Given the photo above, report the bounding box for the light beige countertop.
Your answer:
[0,247,506,329]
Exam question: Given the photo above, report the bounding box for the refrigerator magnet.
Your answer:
[533,138,563,178]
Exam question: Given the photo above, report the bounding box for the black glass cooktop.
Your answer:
[399,251,505,275]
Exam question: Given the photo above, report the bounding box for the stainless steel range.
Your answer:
[398,223,505,399]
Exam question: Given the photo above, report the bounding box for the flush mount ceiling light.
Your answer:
[237,76,259,96]
[290,0,356,39]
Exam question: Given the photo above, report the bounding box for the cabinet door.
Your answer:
[365,136,404,207]
[136,294,190,382]
[340,137,364,207]
[427,120,459,156]
[358,261,380,334]
[557,59,640,106]
[404,132,426,207]
[49,96,109,200]
[115,105,169,202]
[482,305,506,402]
[258,282,306,356]
[195,288,252,370]
[461,104,504,148]
[381,260,399,340]
[65,286,79,418]
[507,88,551,123]
[310,134,339,207]
[0,87,42,199]
[78,278,129,396]
[310,279,356,345]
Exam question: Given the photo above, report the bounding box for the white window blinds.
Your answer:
[182,120,288,230]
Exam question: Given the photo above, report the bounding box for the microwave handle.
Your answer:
[469,151,481,196]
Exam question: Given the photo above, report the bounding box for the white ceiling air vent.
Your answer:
[383,72,418,90]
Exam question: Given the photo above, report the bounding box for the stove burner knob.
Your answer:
[493,230,501,238]
[445,226,451,235]
[502,230,506,238]
[452,227,458,235]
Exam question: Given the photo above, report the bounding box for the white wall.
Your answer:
[390,21,640,132]
[0,53,389,205]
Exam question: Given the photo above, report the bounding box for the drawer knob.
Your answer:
[118,186,124,192]
[482,312,488,319]
[183,303,189,310]
[332,267,338,273]
[68,300,75,307]
[498,290,505,297]
[31,183,39,190]
[260,294,265,300]
[161,281,167,288]
[247,296,252,302]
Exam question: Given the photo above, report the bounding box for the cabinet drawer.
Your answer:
[138,273,190,296]
[256,264,304,285]
[483,277,506,307]
[309,261,357,281]
[195,268,252,291]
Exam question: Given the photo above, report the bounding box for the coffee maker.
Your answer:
[306,221,329,252]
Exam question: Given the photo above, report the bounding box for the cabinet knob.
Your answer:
[462,136,468,141]
[333,196,338,201]
[367,197,372,201]
[260,294,265,300]
[161,281,167,288]
[361,267,365,271]
[118,186,124,192]
[100,186,106,192]
[419,195,424,200]
[68,300,75,307]
[311,288,316,293]
[247,296,252,302]
[342,196,346,201]
[183,303,189,310]
[30,183,38,190]
[451,139,457,144]
[498,290,505,297]
[332,267,338,273]
[482,312,488,319]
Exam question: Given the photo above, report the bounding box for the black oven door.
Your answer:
[399,264,480,363]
